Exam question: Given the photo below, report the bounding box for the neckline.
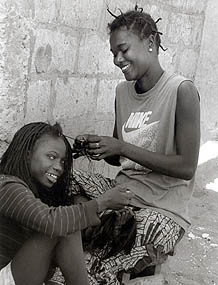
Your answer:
[132,71,167,99]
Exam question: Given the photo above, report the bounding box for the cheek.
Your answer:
[60,165,65,175]
[31,157,50,173]
[136,53,148,67]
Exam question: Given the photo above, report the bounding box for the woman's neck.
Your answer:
[135,66,164,94]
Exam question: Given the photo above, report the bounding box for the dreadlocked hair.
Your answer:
[83,210,137,260]
[0,122,73,206]
[107,5,166,53]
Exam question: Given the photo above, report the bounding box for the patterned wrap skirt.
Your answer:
[50,169,184,285]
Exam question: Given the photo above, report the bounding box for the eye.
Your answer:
[47,154,56,160]
[121,48,128,54]
[112,49,128,58]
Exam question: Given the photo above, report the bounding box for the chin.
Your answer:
[41,180,54,189]
[124,75,134,81]
[124,72,136,81]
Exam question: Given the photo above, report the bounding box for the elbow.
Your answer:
[182,173,193,181]
[181,167,196,181]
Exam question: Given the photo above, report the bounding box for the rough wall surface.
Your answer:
[0,0,206,175]
[195,0,218,140]
[1,0,218,284]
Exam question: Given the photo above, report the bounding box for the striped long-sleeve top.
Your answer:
[0,175,100,269]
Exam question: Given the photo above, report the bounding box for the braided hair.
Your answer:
[107,4,166,53]
[0,122,73,206]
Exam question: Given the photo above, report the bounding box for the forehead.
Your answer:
[33,134,66,156]
[110,27,141,49]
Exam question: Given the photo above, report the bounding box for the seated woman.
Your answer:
[0,122,133,285]
[68,5,200,285]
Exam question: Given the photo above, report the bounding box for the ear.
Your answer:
[142,35,155,51]
[148,34,155,47]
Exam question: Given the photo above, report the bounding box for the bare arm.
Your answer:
[103,124,121,166]
[87,81,200,180]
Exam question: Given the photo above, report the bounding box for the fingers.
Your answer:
[126,190,134,204]
[86,135,101,143]
[115,211,130,225]
[87,140,104,159]
[89,141,101,149]
[121,189,134,198]
[99,187,134,210]
[116,188,134,207]
[74,134,101,148]
[73,134,104,159]
[87,146,103,159]
[82,136,102,155]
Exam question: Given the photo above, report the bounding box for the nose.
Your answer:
[53,160,64,174]
[114,51,124,66]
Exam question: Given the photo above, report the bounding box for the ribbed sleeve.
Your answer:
[0,176,100,238]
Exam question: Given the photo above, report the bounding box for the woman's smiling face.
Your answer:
[29,134,66,189]
[110,27,151,81]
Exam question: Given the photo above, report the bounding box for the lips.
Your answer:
[121,64,131,73]
[46,172,59,184]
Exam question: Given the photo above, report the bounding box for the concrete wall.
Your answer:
[195,0,218,137]
[0,0,210,178]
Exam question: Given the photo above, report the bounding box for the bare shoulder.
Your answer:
[176,80,200,120]
[177,80,200,102]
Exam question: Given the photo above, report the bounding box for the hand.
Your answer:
[85,134,123,160]
[72,134,89,159]
[96,187,134,211]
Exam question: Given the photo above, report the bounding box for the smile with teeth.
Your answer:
[121,64,130,73]
[46,173,58,183]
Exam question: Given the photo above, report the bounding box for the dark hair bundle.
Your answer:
[83,209,137,260]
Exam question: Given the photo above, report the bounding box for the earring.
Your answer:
[148,47,153,52]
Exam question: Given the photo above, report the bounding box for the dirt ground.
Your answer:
[163,162,218,284]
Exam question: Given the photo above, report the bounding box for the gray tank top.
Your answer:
[115,72,194,230]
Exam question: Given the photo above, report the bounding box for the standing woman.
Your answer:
[72,5,200,285]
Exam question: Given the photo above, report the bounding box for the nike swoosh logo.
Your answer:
[122,120,160,138]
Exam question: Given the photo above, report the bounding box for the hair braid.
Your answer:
[107,7,166,52]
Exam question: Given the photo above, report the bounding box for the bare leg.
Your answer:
[11,231,89,285]
[11,233,59,285]
[55,231,89,285]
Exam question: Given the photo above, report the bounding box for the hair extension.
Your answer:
[0,122,73,206]
[135,3,143,13]
[107,6,166,52]
[83,210,137,260]
[107,5,127,26]
[155,17,162,24]
[107,5,118,18]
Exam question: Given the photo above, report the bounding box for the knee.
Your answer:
[55,231,83,258]
[59,231,82,245]
[28,232,60,249]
